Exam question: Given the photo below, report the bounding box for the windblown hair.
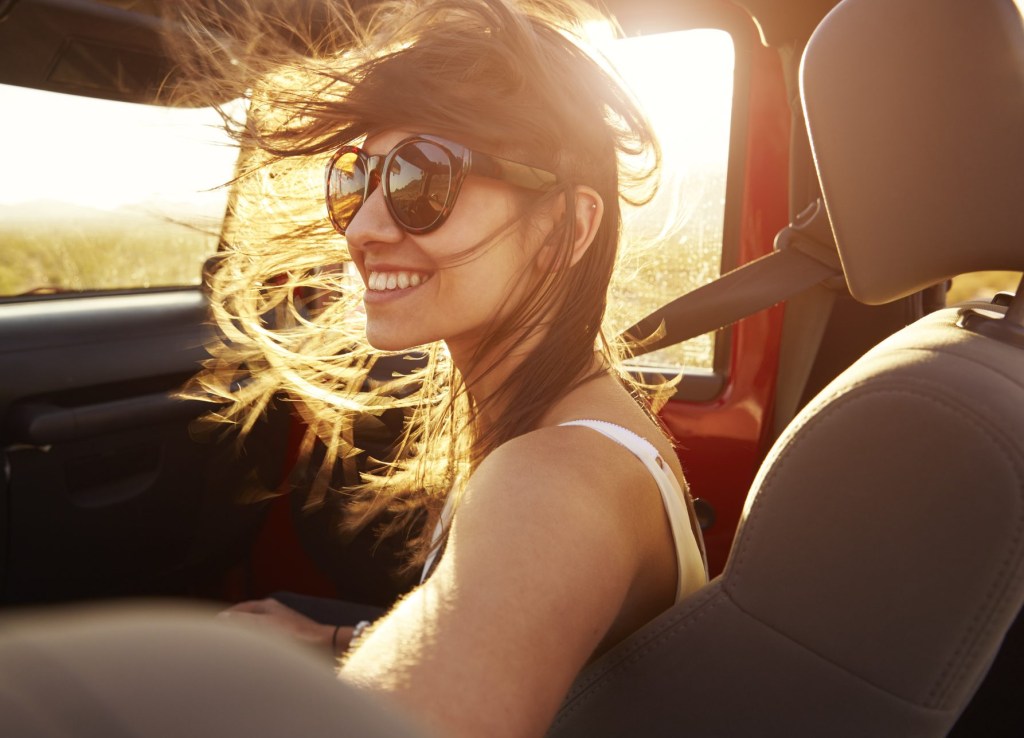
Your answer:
[167,0,662,567]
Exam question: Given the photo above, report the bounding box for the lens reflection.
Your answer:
[329,151,366,233]
[388,141,450,230]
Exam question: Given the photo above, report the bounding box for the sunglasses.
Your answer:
[325,134,558,236]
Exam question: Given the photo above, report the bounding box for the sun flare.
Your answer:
[591,27,735,169]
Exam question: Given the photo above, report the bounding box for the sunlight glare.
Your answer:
[0,84,239,217]
[598,29,735,170]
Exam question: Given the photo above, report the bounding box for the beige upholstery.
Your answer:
[550,305,1024,738]
[0,604,428,738]
[549,0,1024,735]
[803,0,1024,304]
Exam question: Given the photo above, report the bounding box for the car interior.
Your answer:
[550,0,1024,735]
[0,0,1021,735]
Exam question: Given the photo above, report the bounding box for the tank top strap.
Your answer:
[421,421,708,596]
[559,419,664,465]
[559,419,708,600]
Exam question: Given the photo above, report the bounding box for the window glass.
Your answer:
[947,271,1021,304]
[0,84,239,298]
[601,29,734,372]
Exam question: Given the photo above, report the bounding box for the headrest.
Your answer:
[801,0,1024,305]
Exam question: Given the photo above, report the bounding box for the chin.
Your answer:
[364,327,425,353]
[364,335,405,352]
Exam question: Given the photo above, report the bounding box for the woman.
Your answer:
[177,0,708,735]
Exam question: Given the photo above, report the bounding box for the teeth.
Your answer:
[366,270,431,292]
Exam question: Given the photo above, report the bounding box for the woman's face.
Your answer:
[343,130,544,361]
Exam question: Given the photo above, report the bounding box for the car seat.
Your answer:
[548,0,1024,735]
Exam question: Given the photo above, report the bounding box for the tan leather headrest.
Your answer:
[802,0,1024,305]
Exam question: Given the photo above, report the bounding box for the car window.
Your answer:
[0,25,734,373]
[947,271,1022,304]
[0,84,239,299]
[600,28,734,374]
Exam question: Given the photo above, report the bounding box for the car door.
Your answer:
[0,0,292,605]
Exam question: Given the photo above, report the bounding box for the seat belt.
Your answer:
[769,282,838,437]
[621,199,844,357]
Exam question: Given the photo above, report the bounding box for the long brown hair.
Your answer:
[169,0,662,567]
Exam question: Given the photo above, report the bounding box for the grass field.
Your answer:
[0,216,217,297]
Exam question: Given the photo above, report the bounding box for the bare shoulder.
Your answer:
[464,424,659,521]
[442,424,659,637]
[449,424,667,570]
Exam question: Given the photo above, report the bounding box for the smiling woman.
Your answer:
[164,0,711,735]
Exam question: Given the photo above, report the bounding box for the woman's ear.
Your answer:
[568,186,604,267]
[531,186,604,272]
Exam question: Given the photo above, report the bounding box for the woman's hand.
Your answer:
[220,598,353,656]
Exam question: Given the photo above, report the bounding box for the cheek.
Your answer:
[414,182,545,304]
[414,197,525,267]
[428,241,533,324]
[450,180,524,233]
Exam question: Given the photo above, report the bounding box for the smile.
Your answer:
[365,270,433,292]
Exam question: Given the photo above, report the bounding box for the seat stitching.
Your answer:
[553,582,956,728]
[552,587,726,725]
[727,377,1024,709]
[563,584,721,695]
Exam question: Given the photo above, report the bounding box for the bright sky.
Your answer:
[0,85,240,212]
[596,28,734,170]
[0,28,733,214]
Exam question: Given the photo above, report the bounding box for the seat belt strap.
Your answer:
[621,199,843,356]
[770,283,838,437]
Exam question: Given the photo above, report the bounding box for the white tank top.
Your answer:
[422,419,707,602]
[560,420,707,602]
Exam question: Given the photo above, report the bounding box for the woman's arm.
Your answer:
[340,427,661,738]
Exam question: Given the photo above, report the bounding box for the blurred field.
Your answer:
[0,215,217,297]
[610,172,726,372]
[2,182,726,371]
[947,270,1022,305]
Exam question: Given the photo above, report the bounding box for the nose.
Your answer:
[344,185,404,252]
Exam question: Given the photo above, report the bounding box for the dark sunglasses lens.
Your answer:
[386,141,453,231]
[327,151,366,234]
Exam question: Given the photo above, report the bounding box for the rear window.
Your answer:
[0,84,238,298]
[602,28,734,373]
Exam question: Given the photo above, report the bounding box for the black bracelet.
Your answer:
[331,624,343,658]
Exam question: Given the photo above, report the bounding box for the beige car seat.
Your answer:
[549,0,1024,735]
